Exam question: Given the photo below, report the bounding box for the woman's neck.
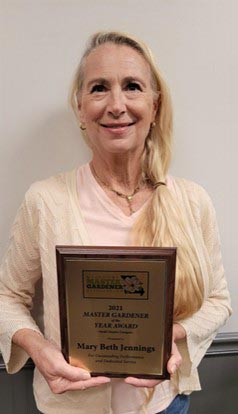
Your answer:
[91,154,144,193]
[90,152,153,217]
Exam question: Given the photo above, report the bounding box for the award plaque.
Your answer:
[56,246,176,379]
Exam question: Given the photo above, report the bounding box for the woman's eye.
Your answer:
[91,84,106,93]
[126,82,142,91]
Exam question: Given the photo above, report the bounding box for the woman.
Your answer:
[0,31,231,414]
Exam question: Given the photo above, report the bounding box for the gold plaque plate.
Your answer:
[56,246,176,379]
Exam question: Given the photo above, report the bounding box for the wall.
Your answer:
[1,0,237,334]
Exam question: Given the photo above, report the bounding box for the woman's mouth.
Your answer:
[100,122,136,134]
[101,122,135,128]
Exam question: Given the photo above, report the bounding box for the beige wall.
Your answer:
[1,0,237,332]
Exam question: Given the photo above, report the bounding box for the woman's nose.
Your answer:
[107,88,126,117]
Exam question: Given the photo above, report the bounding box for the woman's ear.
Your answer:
[77,101,85,125]
[150,92,159,124]
[77,101,87,130]
[152,95,159,118]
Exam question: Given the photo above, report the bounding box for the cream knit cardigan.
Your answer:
[0,170,232,414]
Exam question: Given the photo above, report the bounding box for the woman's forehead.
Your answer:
[82,43,152,83]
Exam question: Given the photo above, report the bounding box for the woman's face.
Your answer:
[78,43,158,158]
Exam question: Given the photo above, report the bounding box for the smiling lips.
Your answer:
[101,122,135,128]
[100,121,135,134]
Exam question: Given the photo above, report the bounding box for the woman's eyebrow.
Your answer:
[86,78,108,88]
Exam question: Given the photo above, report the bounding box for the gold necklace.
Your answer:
[90,162,144,215]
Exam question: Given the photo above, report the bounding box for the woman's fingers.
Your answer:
[44,355,111,393]
[167,341,182,374]
[49,375,111,394]
[44,354,111,393]
[64,376,111,392]
[54,360,91,382]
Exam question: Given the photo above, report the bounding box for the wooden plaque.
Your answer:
[56,246,176,379]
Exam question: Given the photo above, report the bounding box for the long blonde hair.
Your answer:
[70,31,204,320]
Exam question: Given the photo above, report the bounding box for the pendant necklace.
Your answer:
[90,162,144,215]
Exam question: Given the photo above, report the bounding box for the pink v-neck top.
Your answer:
[77,163,177,413]
[77,163,149,246]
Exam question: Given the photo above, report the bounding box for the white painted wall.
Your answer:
[1,0,237,332]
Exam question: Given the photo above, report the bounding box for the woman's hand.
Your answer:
[167,323,186,374]
[13,329,110,393]
[124,323,186,388]
[33,340,111,393]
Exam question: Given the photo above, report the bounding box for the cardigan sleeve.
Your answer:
[0,186,43,373]
[178,186,232,376]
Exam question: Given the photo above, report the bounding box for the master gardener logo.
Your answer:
[120,275,145,296]
[83,270,148,300]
